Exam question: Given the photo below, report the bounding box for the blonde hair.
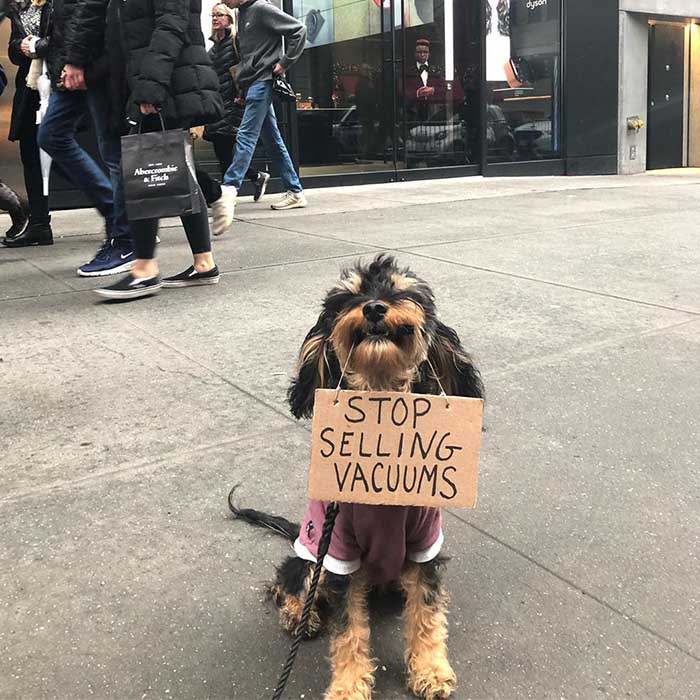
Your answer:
[212,3,237,37]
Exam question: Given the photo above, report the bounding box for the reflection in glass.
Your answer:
[292,0,394,176]
[290,0,482,175]
[400,0,481,169]
[485,0,561,162]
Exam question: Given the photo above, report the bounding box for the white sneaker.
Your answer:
[270,190,308,211]
[211,185,237,236]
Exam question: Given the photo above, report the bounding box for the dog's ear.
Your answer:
[424,321,484,399]
[287,314,341,419]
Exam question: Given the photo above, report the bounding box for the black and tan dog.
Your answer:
[232,255,483,700]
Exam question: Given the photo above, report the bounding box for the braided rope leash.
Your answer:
[271,502,340,700]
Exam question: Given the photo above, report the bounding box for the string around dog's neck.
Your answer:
[426,357,450,408]
[334,342,355,404]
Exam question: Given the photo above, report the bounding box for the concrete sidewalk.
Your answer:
[1,171,699,699]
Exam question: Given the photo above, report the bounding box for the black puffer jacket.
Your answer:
[46,0,86,88]
[65,0,129,135]
[203,28,244,139]
[120,0,223,127]
[7,0,52,141]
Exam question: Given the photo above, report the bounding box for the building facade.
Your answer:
[618,0,700,174]
[262,0,622,186]
[1,1,700,203]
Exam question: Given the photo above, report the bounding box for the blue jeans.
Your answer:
[38,87,130,241]
[223,80,302,193]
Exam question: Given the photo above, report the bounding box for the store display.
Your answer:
[306,8,326,43]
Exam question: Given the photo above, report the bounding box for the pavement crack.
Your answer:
[445,509,700,664]
[485,316,700,381]
[0,427,298,505]
[401,249,700,316]
[94,306,306,431]
[21,257,80,293]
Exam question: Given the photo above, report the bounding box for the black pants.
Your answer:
[196,134,258,206]
[18,124,50,224]
[133,189,210,260]
[132,116,211,260]
[196,169,222,207]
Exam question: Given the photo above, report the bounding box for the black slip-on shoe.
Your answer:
[162,265,220,288]
[94,273,162,300]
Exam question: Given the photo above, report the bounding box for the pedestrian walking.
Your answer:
[2,0,52,246]
[0,59,30,241]
[212,0,307,238]
[28,0,135,274]
[198,3,270,217]
[67,0,224,301]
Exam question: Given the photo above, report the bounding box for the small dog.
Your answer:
[232,255,483,700]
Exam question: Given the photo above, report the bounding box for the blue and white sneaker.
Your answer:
[77,238,135,277]
[94,273,162,300]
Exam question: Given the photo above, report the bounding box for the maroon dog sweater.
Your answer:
[294,500,443,586]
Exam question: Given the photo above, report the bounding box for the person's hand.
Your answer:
[273,63,285,76]
[139,103,158,115]
[21,36,35,57]
[63,64,86,90]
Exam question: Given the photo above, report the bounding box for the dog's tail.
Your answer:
[227,486,300,541]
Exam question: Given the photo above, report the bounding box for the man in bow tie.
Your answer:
[405,39,446,123]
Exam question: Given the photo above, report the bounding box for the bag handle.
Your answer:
[137,112,166,134]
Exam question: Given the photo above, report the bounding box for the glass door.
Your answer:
[396,0,483,171]
[287,0,482,178]
[483,0,562,165]
[289,0,398,176]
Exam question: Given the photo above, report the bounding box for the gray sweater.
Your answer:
[236,0,307,88]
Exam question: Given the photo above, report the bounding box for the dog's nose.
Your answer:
[363,301,388,322]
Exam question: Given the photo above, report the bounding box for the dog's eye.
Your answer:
[397,324,414,336]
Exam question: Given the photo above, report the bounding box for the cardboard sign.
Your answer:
[308,389,484,509]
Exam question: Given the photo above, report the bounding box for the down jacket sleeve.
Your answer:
[65,0,108,68]
[131,0,189,108]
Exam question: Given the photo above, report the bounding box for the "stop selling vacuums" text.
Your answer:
[317,395,463,499]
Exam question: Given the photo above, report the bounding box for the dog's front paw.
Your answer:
[407,657,456,699]
[324,678,373,700]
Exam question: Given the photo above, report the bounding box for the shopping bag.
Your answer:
[121,119,200,220]
[272,76,296,102]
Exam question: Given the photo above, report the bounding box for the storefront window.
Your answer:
[400,1,482,170]
[485,0,561,162]
[290,0,481,175]
[290,0,395,176]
